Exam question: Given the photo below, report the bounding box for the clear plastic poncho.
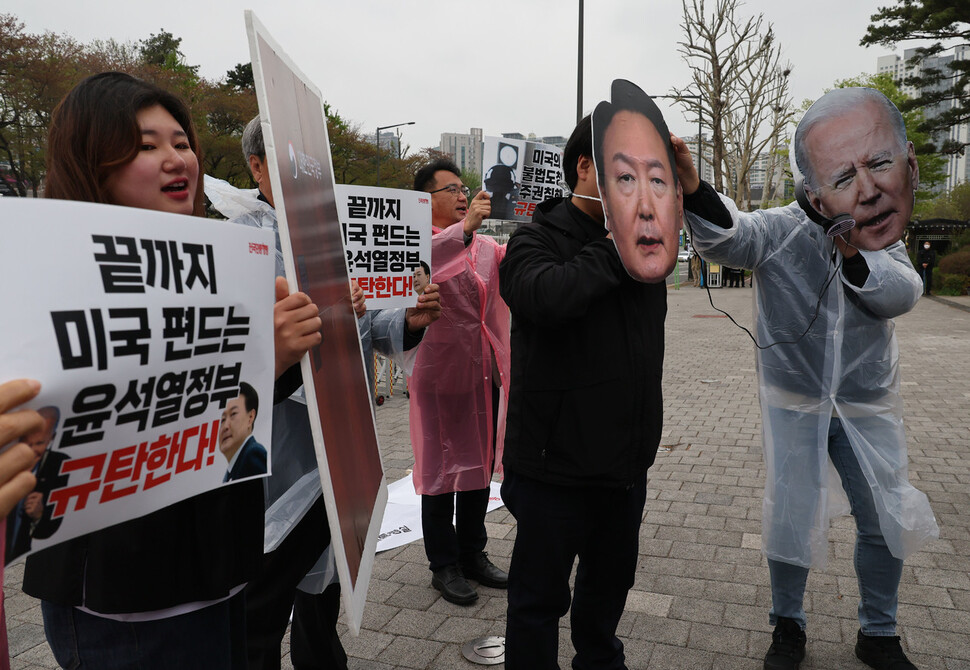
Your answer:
[687,196,939,568]
[205,176,414,592]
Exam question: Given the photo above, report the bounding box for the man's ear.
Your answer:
[906,141,919,191]
[808,189,825,217]
[248,154,264,185]
[576,155,594,183]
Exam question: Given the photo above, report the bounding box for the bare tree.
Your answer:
[674,0,795,209]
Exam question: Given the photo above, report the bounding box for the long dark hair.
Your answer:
[45,71,204,214]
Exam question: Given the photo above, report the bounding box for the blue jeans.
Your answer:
[42,592,246,669]
[768,418,902,636]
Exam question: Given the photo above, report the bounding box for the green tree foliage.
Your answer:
[861,0,970,155]
[200,85,258,187]
[940,249,970,273]
[225,62,254,91]
[913,181,970,220]
[0,14,256,193]
[831,73,948,195]
[324,103,436,189]
[138,30,199,78]
[325,103,376,186]
[0,14,441,198]
[0,15,88,195]
[951,228,970,251]
[460,169,482,192]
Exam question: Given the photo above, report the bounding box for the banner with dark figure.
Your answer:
[481,136,564,222]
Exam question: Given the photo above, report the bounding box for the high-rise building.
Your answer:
[439,128,483,175]
[876,53,918,97]
[682,134,715,184]
[540,135,568,149]
[877,46,970,190]
[500,132,568,149]
[747,149,792,209]
[363,130,402,158]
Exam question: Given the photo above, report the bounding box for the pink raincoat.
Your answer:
[408,222,510,495]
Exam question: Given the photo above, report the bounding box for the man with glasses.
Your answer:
[408,159,510,605]
[674,88,937,670]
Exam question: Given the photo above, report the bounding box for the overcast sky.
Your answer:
[10,0,929,153]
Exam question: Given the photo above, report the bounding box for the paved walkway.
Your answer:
[5,286,969,669]
[929,293,970,314]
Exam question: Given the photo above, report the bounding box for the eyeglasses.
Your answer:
[429,184,470,198]
[816,150,907,195]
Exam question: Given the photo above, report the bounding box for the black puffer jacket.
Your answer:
[499,197,666,488]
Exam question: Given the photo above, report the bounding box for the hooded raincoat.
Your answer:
[686,189,938,568]
[205,176,416,592]
[408,222,511,495]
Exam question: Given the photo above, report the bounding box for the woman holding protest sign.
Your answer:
[19,71,319,669]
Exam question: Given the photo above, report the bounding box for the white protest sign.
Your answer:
[0,198,275,565]
[336,184,432,310]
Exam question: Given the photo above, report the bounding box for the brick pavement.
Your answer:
[6,285,969,669]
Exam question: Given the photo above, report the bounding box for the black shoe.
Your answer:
[460,552,508,588]
[764,617,806,670]
[855,630,917,669]
[431,565,478,605]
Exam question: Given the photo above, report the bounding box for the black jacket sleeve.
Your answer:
[683,181,733,229]
[500,226,624,325]
[273,363,303,404]
[842,253,870,287]
[402,324,424,350]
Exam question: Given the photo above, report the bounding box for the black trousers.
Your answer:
[244,496,347,670]
[421,487,490,570]
[502,470,647,670]
[291,584,346,669]
[420,384,499,571]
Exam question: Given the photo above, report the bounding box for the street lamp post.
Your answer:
[577,0,584,125]
[375,121,415,186]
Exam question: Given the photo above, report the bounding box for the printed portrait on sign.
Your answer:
[219,382,267,483]
[4,406,64,565]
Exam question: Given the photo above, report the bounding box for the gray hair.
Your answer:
[792,87,907,189]
[241,115,265,162]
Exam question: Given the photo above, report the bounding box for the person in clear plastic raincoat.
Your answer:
[205,116,440,669]
[674,88,938,669]
[408,158,511,606]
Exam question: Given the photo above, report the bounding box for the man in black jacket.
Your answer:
[498,107,678,669]
[916,241,936,296]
